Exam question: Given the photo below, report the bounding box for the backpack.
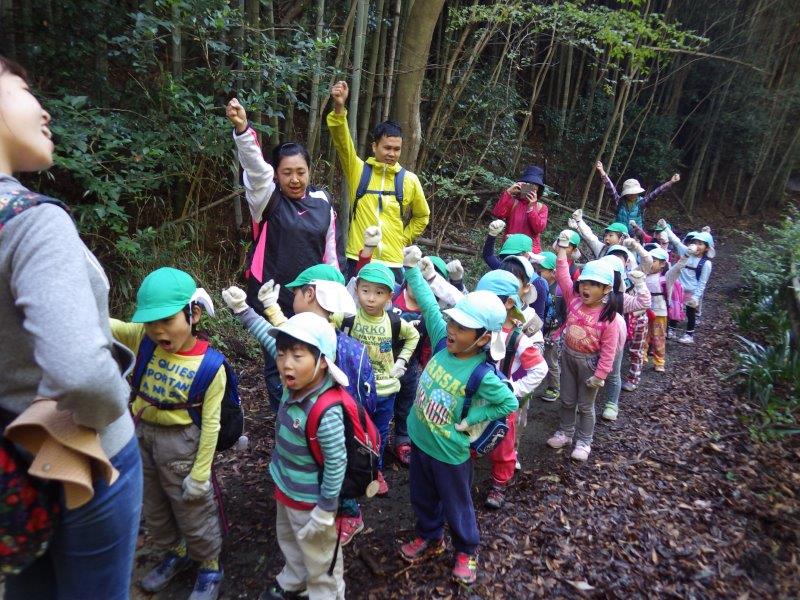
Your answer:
[461,361,513,456]
[334,331,378,414]
[353,163,407,220]
[0,190,68,234]
[305,386,380,499]
[130,337,244,451]
[500,327,523,378]
[684,256,709,282]
[667,279,685,321]
[341,311,404,360]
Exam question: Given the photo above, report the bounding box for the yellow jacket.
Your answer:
[327,110,430,267]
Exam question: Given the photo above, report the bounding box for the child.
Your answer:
[399,247,518,585]
[546,238,620,462]
[550,229,583,281]
[245,312,349,599]
[223,265,377,547]
[474,270,548,508]
[643,247,689,372]
[569,209,629,259]
[661,222,714,344]
[490,165,548,252]
[532,251,564,401]
[111,268,225,600]
[595,160,680,228]
[331,261,420,494]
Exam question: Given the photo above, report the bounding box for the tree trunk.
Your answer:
[594,78,631,217]
[392,0,446,170]
[382,0,402,122]
[557,44,573,144]
[263,0,280,146]
[348,0,369,141]
[374,4,389,127]
[246,0,261,128]
[171,3,182,78]
[358,0,386,155]
[306,0,327,157]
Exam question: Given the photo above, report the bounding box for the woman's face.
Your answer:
[275,153,309,200]
[0,71,53,173]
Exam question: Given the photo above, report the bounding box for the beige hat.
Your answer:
[620,179,645,196]
[4,399,119,509]
[311,279,356,316]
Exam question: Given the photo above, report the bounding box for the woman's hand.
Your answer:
[226,98,248,134]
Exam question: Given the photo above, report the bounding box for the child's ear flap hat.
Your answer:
[598,255,628,292]
[604,222,629,237]
[311,279,357,316]
[620,179,645,196]
[132,267,214,323]
[687,231,715,258]
[267,312,349,387]
[648,247,669,262]
[579,259,616,288]
[475,270,526,323]
[443,291,507,361]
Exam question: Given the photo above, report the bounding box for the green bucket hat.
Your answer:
[429,256,448,279]
[604,222,629,236]
[499,233,533,257]
[357,262,395,290]
[285,264,346,288]
[132,267,196,323]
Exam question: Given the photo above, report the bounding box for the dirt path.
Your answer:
[132,232,800,599]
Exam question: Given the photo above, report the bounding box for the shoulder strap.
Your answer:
[131,336,157,394]
[184,348,226,428]
[352,163,373,219]
[341,315,355,336]
[695,256,708,282]
[460,361,493,422]
[388,310,403,359]
[501,328,522,378]
[305,387,346,466]
[0,191,69,233]
[394,168,406,206]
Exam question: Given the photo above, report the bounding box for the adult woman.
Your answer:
[226,98,341,409]
[491,165,548,253]
[0,56,142,599]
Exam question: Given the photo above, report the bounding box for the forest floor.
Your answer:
[131,229,800,599]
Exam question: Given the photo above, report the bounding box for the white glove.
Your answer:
[657,231,669,244]
[585,376,605,389]
[622,237,638,250]
[403,246,422,268]
[446,260,464,281]
[686,244,699,257]
[701,225,711,233]
[488,219,506,237]
[522,313,543,337]
[390,358,407,378]
[629,219,637,230]
[656,218,668,231]
[628,270,646,289]
[567,217,579,230]
[363,225,381,248]
[297,506,336,541]
[182,475,211,502]
[419,257,436,281]
[454,418,470,432]
[257,279,280,310]
[686,297,699,309]
[557,229,573,248]
[222,286,249,314]
[571,208,583,223]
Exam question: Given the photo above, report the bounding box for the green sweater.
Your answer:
[404,267,518,465]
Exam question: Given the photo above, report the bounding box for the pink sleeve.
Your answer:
[527,203,548,235]
[555,256,575,303]
[594,320,619,379]
[323,207,339,268]
[492,191,513,219]
[622,286,651,312]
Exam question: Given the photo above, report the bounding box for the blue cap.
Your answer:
[598,256,628,291]
[686,231,716,258]
[606,244,633,263]
[475,270,526,323]
[443,291,506,332]
[577,259,615,287]
[267,313,349,387]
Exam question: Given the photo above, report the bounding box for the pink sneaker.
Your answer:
[452,552,478,585]
[337,514,364,546]
[547,430,572,449]
[399,537,445,563]
[393,442,412,467]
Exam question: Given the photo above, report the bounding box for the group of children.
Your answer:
[115,187,715,598]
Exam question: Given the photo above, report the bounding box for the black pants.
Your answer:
[668,305,697,334]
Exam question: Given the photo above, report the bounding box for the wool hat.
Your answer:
[519,165,544,186]
[499,233,533,256]
[267,313,349,387]
[620,179,645,196]
[285,264,346,288]
[356,262,396,290]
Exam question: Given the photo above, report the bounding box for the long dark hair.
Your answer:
[572,271,621,323]
[270,142,311,170]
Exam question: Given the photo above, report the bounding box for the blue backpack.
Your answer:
[130,337,244,451]
[684,255,709,282]
[334,331,378,415]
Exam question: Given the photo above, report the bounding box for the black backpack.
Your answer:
[341,311,404,360]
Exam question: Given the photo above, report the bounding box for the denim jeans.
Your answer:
[371,393,397,471]
[5,436,143,600]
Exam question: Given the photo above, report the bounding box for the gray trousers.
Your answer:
[601,348,625,408]
[558,346,600,445]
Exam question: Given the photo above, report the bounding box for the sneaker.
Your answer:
[259,583,309,600]
[452,552,478,585]
[667,328,676,340]
[400,537,446,563]
[601,404,618,421]
[484,486,506,510]
[654,364,665,372]
[542,388,559,402]
[189,568,224,600]
[140,552,193,592]
[393,442,412,467]
[376,471,389,496]
[547,430,572,449]
[515,459,522,471]
[337,514,364,547]
[622,381,637,392]
[678,333,694,345]
[571,442,591,462]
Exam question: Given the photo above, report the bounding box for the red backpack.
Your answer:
[305,387,380,499]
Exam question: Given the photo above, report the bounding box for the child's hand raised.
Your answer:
[446,260,464,281]
[403,246,422,268]
[556,229,573,248]
[595,161,605,176]
[419,257,436,281]
[363,225,381,248]
[628,270,646,288]
[257,279,281,309]
[622,237,638,250]
[488,219,505,237]
[656,218,669,231]
[222,286,249,314]
[628,219,637,230]
[226,98,248,133]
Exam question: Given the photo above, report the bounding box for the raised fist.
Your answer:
[403,246,422,268]
[363,225,381,248]
[488,219,506,237]
[446,260,464,281]
[226,98,248,133]
[331,81,349,110]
